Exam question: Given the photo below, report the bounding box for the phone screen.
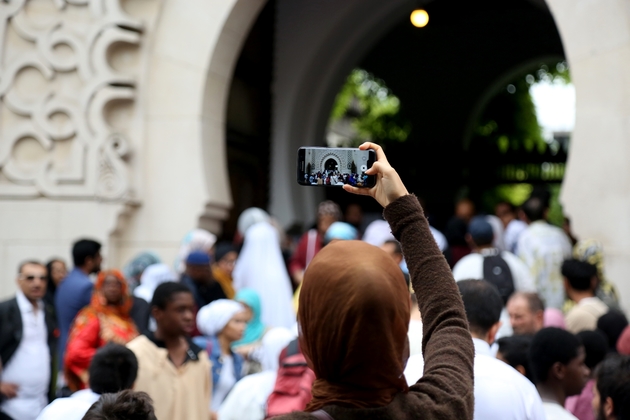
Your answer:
[297,147,376,188]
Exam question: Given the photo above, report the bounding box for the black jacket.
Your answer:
[0,296,58,402]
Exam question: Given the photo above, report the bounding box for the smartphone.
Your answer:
[297,147,377,188]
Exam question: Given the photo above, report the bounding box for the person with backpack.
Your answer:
[272,142,475,420]
[453,216,536,337]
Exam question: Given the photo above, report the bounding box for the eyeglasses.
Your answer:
[21,275,47,281]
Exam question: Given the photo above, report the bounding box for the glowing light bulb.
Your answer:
[410,9,429,28]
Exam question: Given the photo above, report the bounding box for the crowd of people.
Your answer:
[305,169,370,187]
[1,142,629,420]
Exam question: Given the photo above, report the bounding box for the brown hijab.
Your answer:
[298,240,410,411]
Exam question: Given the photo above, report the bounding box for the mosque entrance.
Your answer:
[222,0,569,236]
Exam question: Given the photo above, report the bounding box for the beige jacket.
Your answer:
[565,297,609,334]
[127,335,212,420]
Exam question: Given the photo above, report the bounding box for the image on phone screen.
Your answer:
[297,147,376,188]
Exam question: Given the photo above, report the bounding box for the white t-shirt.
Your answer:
[473,339,546,420]
[542,402,579,420]
[505,219,528,254]
[212,354,237,411]
[1,292,50,420]
[36,389,100,420]
[218,371,277,420]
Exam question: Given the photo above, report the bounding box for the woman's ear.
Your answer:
[604,396,614,419]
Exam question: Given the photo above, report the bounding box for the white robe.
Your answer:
[233,222,295,329]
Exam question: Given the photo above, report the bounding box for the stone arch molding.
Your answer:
[318,154,342,172]
[0,0,142,201]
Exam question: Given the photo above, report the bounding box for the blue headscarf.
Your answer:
[232,288,266,347]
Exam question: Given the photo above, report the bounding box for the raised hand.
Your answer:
[343,142,408,208]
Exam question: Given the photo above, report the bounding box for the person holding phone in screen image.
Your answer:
[280,143,474,420]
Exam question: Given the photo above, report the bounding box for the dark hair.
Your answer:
[89,344,138,394]
[529,327,582,384]
[594,355,630,420]
[561,259,597,291]
[215,242,238,262]
[45,259,65,295]
[18,260,45,274]
[383,240,402,255]
[445,217,468,247]
[151,282,192,309]
[576,330,608,370]
[597,310,629,351]
[522,197,546,222]
[457,279,503,336]
[496,201,516,213]
[72,239,102,267]
[497,335,534,381]
[82,390,156,420]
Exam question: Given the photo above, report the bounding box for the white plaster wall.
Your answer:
[111,0,266,268]
[0,201,124,298]
[549,0,630,310]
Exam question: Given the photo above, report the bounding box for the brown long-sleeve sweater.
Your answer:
[277,194,474,420]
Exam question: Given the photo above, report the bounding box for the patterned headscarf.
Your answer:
[123,252,161,286]
[92,270,134,318]
[573,239,606,281]
[572,238,620,310]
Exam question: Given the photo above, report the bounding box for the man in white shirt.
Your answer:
[562,259,609,334]
[457,279,546,420]
[453,217,536,295]
[496,201,528,254]
[453,217,536,338]
[0,261,56,420]
[529,327,590,420]
[517,196,573,310]
[37,343,138,420]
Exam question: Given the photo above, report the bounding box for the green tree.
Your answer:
[473,61,570,154]
[328,69,411,147]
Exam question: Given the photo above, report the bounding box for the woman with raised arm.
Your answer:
[275,143,474,420]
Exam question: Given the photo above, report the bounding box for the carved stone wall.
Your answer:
[0,0,143,201]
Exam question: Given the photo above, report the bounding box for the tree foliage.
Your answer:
[473,61,570,154]
[329,69,411,146]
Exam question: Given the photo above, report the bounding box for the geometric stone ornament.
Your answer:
[0,0,142,201]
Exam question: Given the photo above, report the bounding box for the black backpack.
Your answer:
[483,253,515,305]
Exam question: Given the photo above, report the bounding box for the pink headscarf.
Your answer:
[617,325,630,355]
[544,308,566,329]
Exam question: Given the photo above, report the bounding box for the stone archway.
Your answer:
[110,0,267,266]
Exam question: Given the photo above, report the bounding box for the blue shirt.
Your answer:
[192,335,244,387]
[54,268,93,367]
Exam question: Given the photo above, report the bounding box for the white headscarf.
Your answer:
[174,229,217,273]
[237,208,271,236]
[362,219,395,246]
[197,299,245,337]
[233,222,295,329]
[134,263,177,303]
[260,327,295,372]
